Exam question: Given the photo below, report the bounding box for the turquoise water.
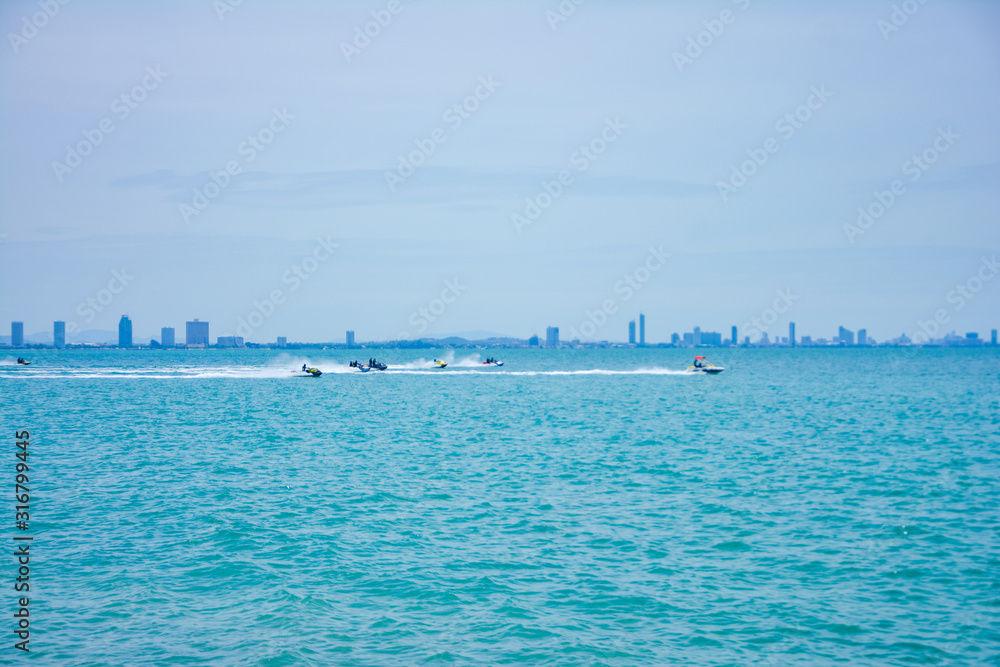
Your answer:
[2,348,999,665]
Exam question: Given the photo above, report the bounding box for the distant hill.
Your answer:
[438,330,512,340]
[68,329,118,344]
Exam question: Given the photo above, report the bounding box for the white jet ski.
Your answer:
[687,356,724,374]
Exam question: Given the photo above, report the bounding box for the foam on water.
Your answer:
[2,363,696,378]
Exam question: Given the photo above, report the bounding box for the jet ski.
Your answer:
[482,358,503,366]
[294,367,322,377]
[433,359,448,368]
[15,358,30,366]
[687,356,724,374]
[356,364,371,373]
[370,362,387,371]
[687,364,724,374]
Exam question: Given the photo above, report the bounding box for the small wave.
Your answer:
[0,362,698,379]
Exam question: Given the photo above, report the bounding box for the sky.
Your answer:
[1,0,998,344]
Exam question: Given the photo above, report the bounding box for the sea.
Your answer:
[1,347,998,665]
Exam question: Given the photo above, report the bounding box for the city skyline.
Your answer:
[4,315,996,349]
[1,3,997,345]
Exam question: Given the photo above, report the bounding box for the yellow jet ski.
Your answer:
[433,359,448,368]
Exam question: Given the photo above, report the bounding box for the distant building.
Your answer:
[789,322,796,347]
[217,336,244,348]
[639,313,645,346]
[346,330,355,348]
[671,333,680,345]
[858,329,868,346]
[118,315,133,347]
[838,326,854,346]
[731,326,737,346]
[993,329,998,346]
[801,335,813,346]
[693,326,701,346]
[760,331,770,345]
[628,320,636,344]
[11,322,23,347]
[546,326,559,347]
[277,336,287,348]
[186,319,209,347]
[53,321,65,348]
[161,327,175,348]
[528,334,539,347]
[701,331,722,346]
[744,336,750,345]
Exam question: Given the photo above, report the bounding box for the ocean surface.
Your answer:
[2,347,998,665]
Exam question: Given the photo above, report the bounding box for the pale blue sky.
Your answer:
[2,0,998,343]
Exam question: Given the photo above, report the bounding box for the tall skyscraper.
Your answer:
[161,327,175,348]
[639,313,645,346]
[628,320,636,344]
[838,326,854,346]
[858,329,868,346]
[546,326,559,347]
[731,325,737,346]
[789,322,796,347]
[693,326,702,346]
[993,329,998,346]
[346,330,355,348]
[118,315,133,347]
[277,336,287,347]
[53,321,66,348]
[186,319,209,346]
[11,322,23,347]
